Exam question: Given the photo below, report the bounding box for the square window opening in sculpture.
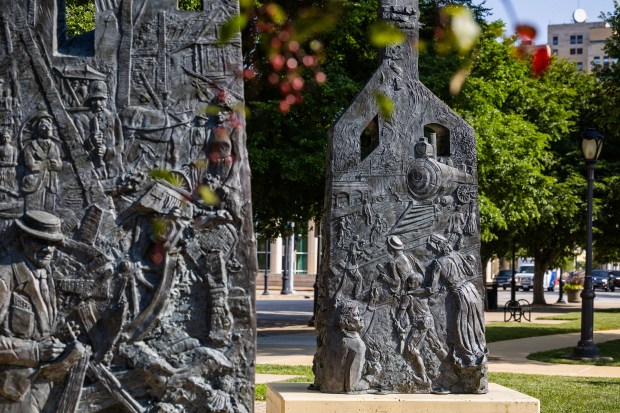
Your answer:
[424,124,450,157]
[360,116,380,161]
[59,0,96,56]
[178,0,204,11]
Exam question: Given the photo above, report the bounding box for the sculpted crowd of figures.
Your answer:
[313,0,488,395]
[0,1,255,412]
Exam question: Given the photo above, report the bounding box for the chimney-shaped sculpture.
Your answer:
[313,0,487,394]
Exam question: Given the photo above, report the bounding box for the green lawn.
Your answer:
[490,373,620,413]
[485,309,620,343]
[255,364,620,412]
[255,365,313,401]
[528,339,620,366]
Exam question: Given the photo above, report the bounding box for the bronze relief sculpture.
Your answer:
[0,1,255,412]
[313,0,487,395]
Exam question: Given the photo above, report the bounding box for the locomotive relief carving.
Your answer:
[0,1,255,412]
[313,0,487,395]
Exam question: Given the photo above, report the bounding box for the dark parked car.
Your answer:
[591,270,613,292]
[492,269,513,290]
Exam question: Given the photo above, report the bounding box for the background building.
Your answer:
[548,18,613,72]
[257,221,320,292]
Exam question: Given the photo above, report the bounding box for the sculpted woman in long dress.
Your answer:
[427,234,487,369]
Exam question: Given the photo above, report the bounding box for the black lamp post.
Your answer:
[573,128,604,359]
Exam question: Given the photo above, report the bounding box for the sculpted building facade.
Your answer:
[313,0,488,395]
[0,1,255,412]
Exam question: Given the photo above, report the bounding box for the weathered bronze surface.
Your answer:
[313,0,487,395]
[0,1,255,412]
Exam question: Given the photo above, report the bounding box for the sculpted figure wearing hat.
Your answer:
[22,111,62,211]
[0,211,70,412]
[74,80,124,179]
[378,235,423,294]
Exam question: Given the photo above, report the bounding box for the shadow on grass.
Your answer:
[528,339,620,366]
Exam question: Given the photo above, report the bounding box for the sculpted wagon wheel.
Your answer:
[456,184,476,204]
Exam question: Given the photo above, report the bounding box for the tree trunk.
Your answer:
[532,255,548,305]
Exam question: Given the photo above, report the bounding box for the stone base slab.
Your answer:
[266,382,540,413]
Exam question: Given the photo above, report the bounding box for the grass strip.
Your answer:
[256,365,314,401]
[486,309,620,343]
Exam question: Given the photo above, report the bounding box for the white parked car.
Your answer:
[515,265,534,291]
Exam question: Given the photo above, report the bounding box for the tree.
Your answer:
[246,0,491,237]
[452,21,602,304]
[63,1,607,298]
[590,1,620,263]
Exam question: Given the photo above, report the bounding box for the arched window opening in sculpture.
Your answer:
[424,123,450,158]
[360,116,379,161]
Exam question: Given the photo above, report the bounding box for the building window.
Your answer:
[570,35,576,44]
[577,62,583,71]
[570,48,576,55]
[552,36,558,45]
[604,55,610,65]
[257,236,271,272]
[577,48,583,55]
[295,236,308,274]
[552,49,558,55]
[593,56,601,65]
[577,35,583,44]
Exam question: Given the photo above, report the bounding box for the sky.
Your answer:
[482,0,615,43]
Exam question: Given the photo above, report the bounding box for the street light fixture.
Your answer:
[573,128,604,359]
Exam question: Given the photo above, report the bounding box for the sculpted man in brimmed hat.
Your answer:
[377,235,423,294]
[0,211,69,412]
[74,80,124,179]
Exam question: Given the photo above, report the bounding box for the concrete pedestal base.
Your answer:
[267,382,540,413]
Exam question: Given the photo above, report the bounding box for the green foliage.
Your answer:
[218,14,248,44]
[65,0,95,37]
[149,168,186,188]
[248,0,490,236]
[590,1,620,262]
[178,0,203,11]
[63,0,620,274]
[368,21,406,47]
[372,91,394,118]
[450,19,604,303]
